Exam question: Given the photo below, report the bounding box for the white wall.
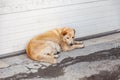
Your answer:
[0,0,120,55]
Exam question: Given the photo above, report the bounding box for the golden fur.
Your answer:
[26,27,84,64]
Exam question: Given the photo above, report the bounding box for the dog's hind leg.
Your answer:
[36,54,57,64]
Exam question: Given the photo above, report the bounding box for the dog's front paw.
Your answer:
[54,55,59,58]
[77,44,85,48]
[79,41,84,44]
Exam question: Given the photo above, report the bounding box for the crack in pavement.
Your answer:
[0,47,120,80]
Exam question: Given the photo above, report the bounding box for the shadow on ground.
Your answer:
[80,66,120,80]
[0,47,120,80]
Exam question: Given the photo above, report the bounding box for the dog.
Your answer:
[26,27,84,64]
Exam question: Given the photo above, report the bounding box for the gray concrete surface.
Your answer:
[0,33,120,80]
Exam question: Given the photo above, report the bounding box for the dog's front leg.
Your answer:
[63,44,84,51]
[71,44,84,49]
[74,41,83,45]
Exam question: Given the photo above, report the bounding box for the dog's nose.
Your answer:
[56,52,60,54]
[70,43,73,46]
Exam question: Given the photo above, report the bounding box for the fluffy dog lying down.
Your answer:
[26,27,84,64]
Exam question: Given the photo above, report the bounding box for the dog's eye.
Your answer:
[66,37,69,39]
[72,37,74,38]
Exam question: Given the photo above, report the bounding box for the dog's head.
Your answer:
[61,27,76,46]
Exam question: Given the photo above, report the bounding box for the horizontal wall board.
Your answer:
[0,0,120,55]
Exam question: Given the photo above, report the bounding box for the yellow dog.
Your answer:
[26,27,84,64]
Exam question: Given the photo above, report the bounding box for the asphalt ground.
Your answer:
[0,33,120,80]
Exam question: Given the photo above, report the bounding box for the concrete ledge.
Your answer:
[75,29,120,41]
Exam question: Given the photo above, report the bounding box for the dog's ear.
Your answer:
[62,31,67,36]
[73,29,76,34]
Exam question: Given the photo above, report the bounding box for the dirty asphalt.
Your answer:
[0,33,120,80]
